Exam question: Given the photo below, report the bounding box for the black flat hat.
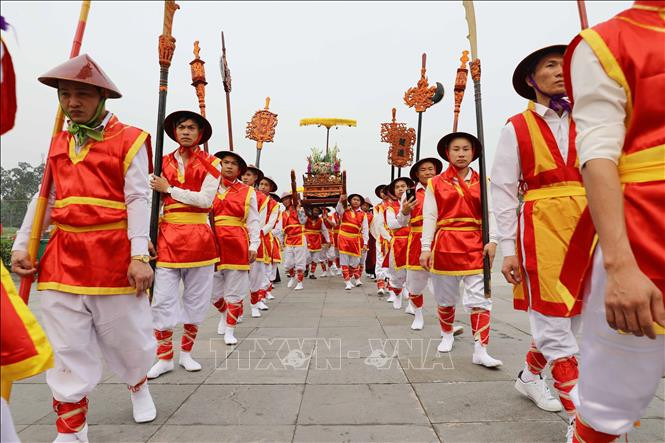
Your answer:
[437,132,482,162]
[164,110,213,145]
[347,193,365,205]
[512,45,567,100]
[388,176,415,197]
[374,184,388,199]
[409,157,443,182]
[213,150,247,176]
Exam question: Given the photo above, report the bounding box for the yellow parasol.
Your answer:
[299,118,357,155]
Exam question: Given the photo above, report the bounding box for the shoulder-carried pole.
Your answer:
[190,40,209,153]
[149,0,179,256]
[463,0,491,298]
[577,0,589,29]
[220,31,234,151]
[19,0,91,302]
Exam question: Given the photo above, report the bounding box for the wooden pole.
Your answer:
[220,31,234,150]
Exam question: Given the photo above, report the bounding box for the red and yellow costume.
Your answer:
[406,187,425,271]
[213,181,255,271]
[337,208,365,257]
[304,217,324,252]
[387,200,410,271]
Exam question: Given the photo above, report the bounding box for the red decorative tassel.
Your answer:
[154,329,173,360]
[226,301,243,326]
[470,309,491,345]
[409,293,424,308]
[573,414,619,443]
[181,324,198,352]
[53,397,88,433]
[213,298,227,314]
[437,306,455,333]
[526,340,547,375]
[552,356,579,416]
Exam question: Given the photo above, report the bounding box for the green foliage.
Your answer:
[0,235,13,268]
[1,162,44,227]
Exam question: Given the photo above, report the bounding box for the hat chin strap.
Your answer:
[63,98,107,142]
[527,74,571,113]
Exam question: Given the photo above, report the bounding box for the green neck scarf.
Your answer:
[63,99,107,143]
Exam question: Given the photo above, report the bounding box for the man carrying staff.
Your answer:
[240,164,271,318]
[420,132,502,368]
[147,110,221,379]
[257,177,280,300]
[562,2,665,440]
[372,185,392,296]
[397,157,443,330]
[11,54,157,439]
[361,198,376,280]
[323,207,341,276]
[336,193,369,290]
[210,150,260,345]
[304,207,330,279]
[386,177,414,310]
[491,45,584,424]
[278,192,308,290]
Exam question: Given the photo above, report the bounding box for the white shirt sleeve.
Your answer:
[421,182,438,252]
[256,199,268,229]
[297,207,307,225]
[490,123,521,257]
[487,185,498,245]
[246,189,261,252]
[321,220,330,243]
[361,213,369,246]
[167,165,221,209]
[12,187,56,252]
[273,213,284,244]
[125,144,151,256]
[396,192,410,227]
[570,39,627,166]
[335,201,345,217]
[385,206,401,230]
[262,204,279,236]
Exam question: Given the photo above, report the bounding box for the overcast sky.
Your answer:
[1,1,630,200]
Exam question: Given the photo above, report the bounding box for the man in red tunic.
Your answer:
[257,176,280,300]
[386,177,414,309]
[372,185,392,296]
[336,194,369,290]
[420,132,502,368]
[147,110,221,379]
[361,198,376,280]
[11,54,157,440]
[304,207,330,279]
[277,193,308,290]
[210,151,260,345]
[561,2,665,440]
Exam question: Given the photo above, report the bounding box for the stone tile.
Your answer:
[433,421,566,442]
[247,327,318,339]
[233,337,317,354]
[258,315,320,328]
[104,359,218,385]
[148,425,295,442]
[205,358,309,384]
[306,358,407,384]
[318,316,381,327]
[166,385,302,425]
[8,384,55,425]
[313,337,396,359]
[298,384,429,425]
[294,424,439,442]
[645,395,665,419]
[413,381,558,423]
[628,418,665,442]
[317,325,387,339]
[19,424,160,443]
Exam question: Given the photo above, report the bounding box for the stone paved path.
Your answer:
[9,267,664,442]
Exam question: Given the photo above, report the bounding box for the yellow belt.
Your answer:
[523,185,586,201]
[214,215,244,227]
[339,231,360,238]
[393,235,409,239]
[304,230,322,235]
[438,226,480,232]
[618,144,665,184]
[410,226,423,233]
[437,217,481,226]
[54,220,128,233]
[163,212,209,224]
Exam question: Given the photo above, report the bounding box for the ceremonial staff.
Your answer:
[577,0,589,29]
[19,0,91,302]
[149,0,179,258]
[452,50,469,132]
[381,108,415,182]
[220,31,234,150]
[463,0,491,298]
[190,40,209,153]
[246,97,278,167]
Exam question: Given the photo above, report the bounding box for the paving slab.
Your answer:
[293,424,439,442]
[306,357,407,384]
[19,424,161,443]
[433,421,566,442]
[205,358,309,384]
[148,425,295,442]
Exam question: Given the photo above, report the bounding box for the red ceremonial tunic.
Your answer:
[255,191,271,262]
[406,187,426,271]
[304,217,324,252]
[387,201,410,270]
[261,198,279,264]
[38,115,152,295]
[508,101,586,316]
[270,207,283,263]
[283,208,305,247]
[377,202,391,268]
[429,168,483,275]
[338,208,364,257]
[156,148,220,268]
[212,181,254,271]
[560,4,665,331]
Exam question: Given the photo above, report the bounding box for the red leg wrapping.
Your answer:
[154,329,174,360]
[128,376,147,393]
[226,301,243,327]
[297,270,305,282]
[526,339,548,375]
[470,309,491,346]
[258,289,266,301]
[377,279,386,290]
[409,293,424,308]
[287,268,295,278]
[321,262,327,271]
[437,306,455,334]
[310,262,317,273]
[573,414,619,443]
[250,291,260,305]
[181,324,198,352]
[213,298,227,314]
[342,266,350,281]
[353,266,361,279]
[335,258,340,268]
[552,356,579,416]
[53,397,88,434]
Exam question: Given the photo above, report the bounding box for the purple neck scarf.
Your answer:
[528,74,571,114]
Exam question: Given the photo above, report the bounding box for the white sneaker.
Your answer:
[453,324,464,336]
[217,317,226,335]
[147,359,174,379]
[237,314,244,323]
[437,332,454,353]
[393,293,403,310]
[130,383,157,423]
[405,301,415,315]
[266,292,275,300]
[472,342,503,368]
[251,306,261,318]
[224,327,238,345]
[566,417,575,443]
[336,268,343,276]
[514,371,563,412]
[54,424,89,442]
[257,301,269,310]
[294,281,304,291]
[321,270,328,277]
[386,292,396,303]
[354,279,363,287]
[178,351,202,372]
[345,281,354,290]
[410,308,424,330]
[377,287,385,295]
[287,277,296,288]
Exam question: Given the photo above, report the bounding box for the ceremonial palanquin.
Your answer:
[301,146,345,206]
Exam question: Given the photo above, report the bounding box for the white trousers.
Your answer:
[249,261,266,293]
[40,291,154,402]
[406,269,429,295]
[375,239,388,280]
[326,245,339,261]
[152,265,214,330]
[575,248,665,435]
[308,251,325,263]
[261,262,273,290]
[430,273,492,312]
[283,245,308,271]
[212,270,249,304]
[528,309,580,362]
[339,252,360,267]
[388,251,406,289]
[270,263,278,281]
